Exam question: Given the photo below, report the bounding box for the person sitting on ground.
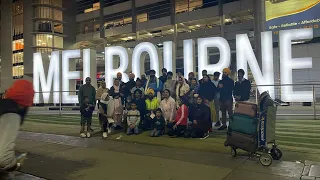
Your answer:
[164,71,177,99]
[159,89,176,125]
[150,108,166,137]
[0,80,34,173]
[168,98,189,137]
[80,96,95,138]
[132,89,146,127]
[234,69,251,102]
[126,102,140,135]
[144,88,159,130]
[189,96,211,139]
[99,93,115,138]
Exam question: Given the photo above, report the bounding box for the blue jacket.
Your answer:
[218,77,234,101]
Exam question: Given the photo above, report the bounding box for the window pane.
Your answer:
[36,34,53,47]
[53,36,63,48]
[12,39,24,51]
[12,53,24,64]
[53,9,62,21]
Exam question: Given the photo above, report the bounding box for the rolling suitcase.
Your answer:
[234,102,257,118]
[229,114,258,135]
[226,131,257,153]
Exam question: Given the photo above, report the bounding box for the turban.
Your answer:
[6,80,35,107]
[223,68,231,75]
[117,72,122,76]
[146,88,155,96]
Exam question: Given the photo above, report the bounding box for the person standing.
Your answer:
[199,69,208,84]
[99,92,115,138]
[212,72,221,127]
[164,71,176,99]
[234,69,251,102]
[78,77,96,108]
[131,78,144,98]
[159,89,176,124]
[141,74,147,87]
[96,81,108,130]
[132,89,146,124]
[117,72,124,86]
[159,68,168,83]
[188,72,195,85]
[218,68,234,130]
[188,78,199,105]
[175,76,190,107]
[126,73,136,92]
[145,70,163,100]
[109,79,124,129]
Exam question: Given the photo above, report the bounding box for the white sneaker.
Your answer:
[107,128,111,133]
[86,132,91,138]
[103,132,108,138]
[80,133,86,138]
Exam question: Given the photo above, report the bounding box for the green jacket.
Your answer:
[78,84,96,105]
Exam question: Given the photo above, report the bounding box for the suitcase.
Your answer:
[234,102,257,118]
[229,114,258,135]
[226,131,258,153]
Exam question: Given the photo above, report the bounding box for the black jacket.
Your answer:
[198,81,217,101]
[189,104,211,131]
[0,99,26,124]
[218,76,234,101]
[151,117,165,130]
[80,103,95,117]
[126,80,136,92]
[234,79,251,101]
[133,98,146,118]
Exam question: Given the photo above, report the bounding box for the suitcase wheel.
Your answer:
[231,147,237,157]
[259,153,273,166]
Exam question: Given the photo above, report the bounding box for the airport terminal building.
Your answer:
[0,0,320,101]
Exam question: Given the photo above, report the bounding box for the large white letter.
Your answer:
[280,28,313,102]
[183,39,195,79]
[163,41,176,76]
[132,42,161,78]
[83,49,97,88]
[105,46,129,88]
[236,32,275,98]
[198,37,231,79]
[33,51,60,104]
[62,50,81,103]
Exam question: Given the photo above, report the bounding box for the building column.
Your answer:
[253,0,266,66]
[0,1,13,92]
[219,0,225,37]
[170,0,177,77]
[23,0,34,82]
[99,0,105,39]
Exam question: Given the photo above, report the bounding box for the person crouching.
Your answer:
[99,93,115,138]
[150,108,165,137]
[80,96,95,138]
[126,102,140,135]
[168,98,189,137]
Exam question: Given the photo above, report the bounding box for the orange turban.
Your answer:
[223,68,231,75]
[5,80,35,107]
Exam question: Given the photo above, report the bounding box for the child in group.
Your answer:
[150,108,165,137]
[168,98,189,137]
[80,96,95,138]
[126,102,140,135]
[144,88,159,130]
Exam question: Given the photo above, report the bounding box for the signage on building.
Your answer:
[34,28,314,104]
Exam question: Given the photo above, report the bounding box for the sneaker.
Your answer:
[200,134,209,139]
[103,132,108,138]
[218,125,227,131]
[107,128,111,133]
[80,133,86,138]
[86,132,91,138]
[214,121,221,127]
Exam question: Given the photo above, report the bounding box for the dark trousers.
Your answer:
[142,116,153,130]
[99,115,109,133]
[220,100,233,126]
[167,123,186,137]
[191,128,205,138]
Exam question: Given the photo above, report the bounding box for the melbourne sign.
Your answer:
[33,28,314,104]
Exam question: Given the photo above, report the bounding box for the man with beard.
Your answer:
[145,70,163,99]
[159,68,168,83]
[234,69,251,102]
[0,80,34,173]
[218,68,234,130]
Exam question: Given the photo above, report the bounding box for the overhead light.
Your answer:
[38,40,42,42]
[128,36,133,39]
[196,25,200,27]
[170,29,174,32]
[225,18,232,22]
[148,33,152,36]
[106,43,111,46]
[101,52,105,54]
[47,35,52,38]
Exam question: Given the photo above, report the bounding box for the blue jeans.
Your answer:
[150,129,162,137]
[126,126,139,135]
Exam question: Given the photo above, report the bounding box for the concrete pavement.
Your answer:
[13,131,309,180]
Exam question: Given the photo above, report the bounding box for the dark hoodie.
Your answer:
[198,81,217,101]
[219,76,234,101]
[151,116,165,130]
[189,103,211,132]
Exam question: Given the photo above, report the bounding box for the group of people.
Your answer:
[78,68,252,139]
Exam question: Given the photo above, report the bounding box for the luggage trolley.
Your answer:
[224,91,282,166]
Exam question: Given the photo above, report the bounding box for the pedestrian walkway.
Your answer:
[22,115,320,162]
[16,131,307,180]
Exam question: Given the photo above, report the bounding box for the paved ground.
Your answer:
[14,131,307,180]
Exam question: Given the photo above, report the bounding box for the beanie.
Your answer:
[5,80,35,107]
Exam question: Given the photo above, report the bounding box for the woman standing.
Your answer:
[198,74,217,124]
[164,72,176,99]
[99,93,115,138]
[109,79,124,129]
[189,96,211,139]
[175,76,190,107]
[159,89,176,124]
